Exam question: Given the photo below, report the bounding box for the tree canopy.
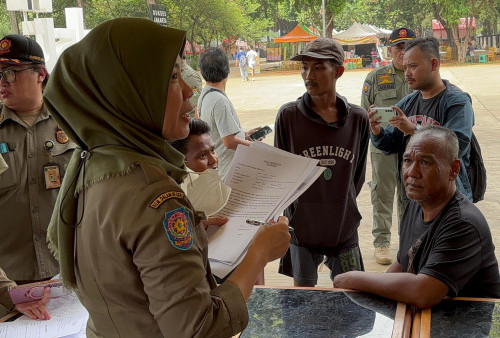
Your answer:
[1,0,499,61]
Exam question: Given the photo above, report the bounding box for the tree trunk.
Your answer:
[8,12,19,35]
[76,0,88,29]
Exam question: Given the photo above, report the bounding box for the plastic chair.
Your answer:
[466,55,473,63]
[347,62,354,69]
[478,54,487,63]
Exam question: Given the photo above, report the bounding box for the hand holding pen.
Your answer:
[246,219,294,232]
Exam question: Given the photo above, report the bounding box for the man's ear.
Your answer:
[431,58,439,71]
[449,159,461,181]
[336,65,345,78]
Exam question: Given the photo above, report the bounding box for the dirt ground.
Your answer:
[219,63,500,288]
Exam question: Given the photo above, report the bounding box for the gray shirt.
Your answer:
[198,85,245,180]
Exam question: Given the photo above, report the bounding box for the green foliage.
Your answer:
[0,1,12,37]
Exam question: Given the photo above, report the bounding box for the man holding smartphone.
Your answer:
[361,28,415,265]
[275,38,369,287]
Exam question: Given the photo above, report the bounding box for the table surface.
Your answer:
[241,287,405,338]
[417,298,500,338]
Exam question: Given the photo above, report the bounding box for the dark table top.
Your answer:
[241,287,401,338]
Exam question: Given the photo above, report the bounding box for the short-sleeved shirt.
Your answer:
[75,163,248,337]
[0,105,76,281]
[198,85,245,180]
[398,192,500,298]
[246,50,258,66]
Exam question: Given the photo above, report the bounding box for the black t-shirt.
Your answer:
[398,192,500,298]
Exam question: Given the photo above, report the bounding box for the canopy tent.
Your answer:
[332,22,390,45]
[432,18,476,40]
[274,25,318,43]
[184,40,204,55]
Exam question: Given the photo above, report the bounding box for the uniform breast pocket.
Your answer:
[378,89,397,101]
[51,142,77,177]
[0,151,20,199]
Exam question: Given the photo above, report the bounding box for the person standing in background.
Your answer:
[361,28,415,265]
[0,34,75,284]
[246,46,258,81]
[181,53,202,119]
[236,47,248,82]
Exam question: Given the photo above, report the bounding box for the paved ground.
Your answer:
[221,63,500,288]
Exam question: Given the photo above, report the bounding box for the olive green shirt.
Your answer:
[0,105,76,281]
[0,267,16,317]
[361,62,412,154]
[75,163,248,338]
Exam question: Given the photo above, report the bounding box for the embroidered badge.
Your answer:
[377,74,395,90]
[0,39,11,55]
[323,167,333,181]
[399,29,408,39]
[163,207,193,250]
[362,82,371,95]
[56,127,69,144]
[150,191,185,209]
[387,68,393,74]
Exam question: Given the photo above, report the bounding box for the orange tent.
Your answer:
[274,25,318,43]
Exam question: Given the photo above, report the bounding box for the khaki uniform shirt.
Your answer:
[75,163,248,338]
[0,267,16,317]
[182,62,203,118]
[361,63,412,153]
[0,105,76,281]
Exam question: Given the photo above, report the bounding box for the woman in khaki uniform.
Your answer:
[44,18,290,338]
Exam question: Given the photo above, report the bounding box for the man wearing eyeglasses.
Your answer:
[361,28,415,266]
[0,35,75,284]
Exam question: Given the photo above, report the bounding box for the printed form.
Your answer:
[208,142,324,278]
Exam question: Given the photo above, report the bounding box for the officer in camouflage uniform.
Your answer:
[361,28,415,265]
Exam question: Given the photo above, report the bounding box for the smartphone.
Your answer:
[372,107,395,124]
[8,279,69,304]
[249,125,273,141]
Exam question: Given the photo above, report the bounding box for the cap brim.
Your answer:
[290,52,337,61]
[0,58,36,65]
[389,38,414,47]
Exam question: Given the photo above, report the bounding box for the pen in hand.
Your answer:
[246,219,294,232]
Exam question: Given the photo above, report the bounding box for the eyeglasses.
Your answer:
[0,67,36,83]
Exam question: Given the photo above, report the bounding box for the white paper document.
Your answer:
[0,292,88,338]
[208,142,325,278]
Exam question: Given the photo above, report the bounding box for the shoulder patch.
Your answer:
[163,207,193,251]
[150,191,185,209]
[362,81,371,95]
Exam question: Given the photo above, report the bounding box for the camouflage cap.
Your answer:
[291,37,344,65]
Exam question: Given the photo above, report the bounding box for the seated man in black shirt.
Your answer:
[333,125,500,308]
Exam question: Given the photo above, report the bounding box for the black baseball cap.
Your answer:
[389,28,416,46]
[291,38,344,65]
[0,34,45,65]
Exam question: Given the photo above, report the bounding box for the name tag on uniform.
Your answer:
[43,164,61,189]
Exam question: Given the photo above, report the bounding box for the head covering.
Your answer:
[44,18,187,287]
[389,28,416,46]
[0,34,45,64]
[291,37,344,65]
